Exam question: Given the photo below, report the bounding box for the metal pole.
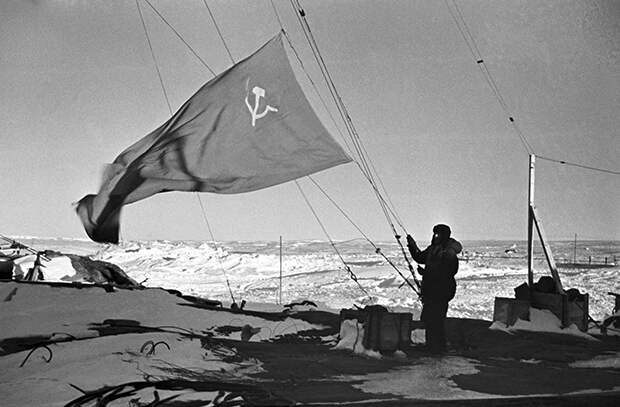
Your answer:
[531,206,564,293]
[279,235,283,305]
[527,154,535,288]
[573,233,577,265]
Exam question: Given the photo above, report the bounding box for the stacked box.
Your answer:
[339,308,412,353]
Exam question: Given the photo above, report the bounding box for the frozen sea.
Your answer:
[8,237,620,322]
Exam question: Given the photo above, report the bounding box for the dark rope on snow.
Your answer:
[19,345,53,367]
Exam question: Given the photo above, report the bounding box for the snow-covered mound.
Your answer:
[10,252,137,286]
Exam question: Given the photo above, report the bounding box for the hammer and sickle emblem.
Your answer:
[245,84,278,127]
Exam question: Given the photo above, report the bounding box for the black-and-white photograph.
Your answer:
[1,1,619,405]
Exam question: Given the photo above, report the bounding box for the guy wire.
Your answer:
[136,0,236,304]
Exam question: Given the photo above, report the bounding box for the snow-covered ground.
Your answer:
[2,281,618,406]
[1,235,619,405]
[0,282,323,406]
[0,282,506,405]
[6,237,620,322]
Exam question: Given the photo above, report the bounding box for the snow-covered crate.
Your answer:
[493,297,530,326]
[339,308,412,353]
[531,292,589,332]
[566,293,589,332]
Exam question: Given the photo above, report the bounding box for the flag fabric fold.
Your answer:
[76,32,351,243]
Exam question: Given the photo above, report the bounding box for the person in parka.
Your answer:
[407,224,462,354]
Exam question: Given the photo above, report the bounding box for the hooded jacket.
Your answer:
[410,238,462,302]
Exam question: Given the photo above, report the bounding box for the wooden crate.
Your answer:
[339,309,368,325]
[493,297,530,326]
[339,308,412,353]
[566,294,589,332]
[364,311,412,353]
[531,292,589,332]
[531,291,566,324]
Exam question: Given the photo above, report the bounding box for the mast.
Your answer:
[527,154,564,293]
[288,0,420,296]
[527,155,535,288]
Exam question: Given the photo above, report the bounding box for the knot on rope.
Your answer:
[375,247,382,254]
[345,266,358,282]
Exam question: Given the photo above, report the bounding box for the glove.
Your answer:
[406,234,416,246]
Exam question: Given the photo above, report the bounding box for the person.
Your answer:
[407,224,462,354]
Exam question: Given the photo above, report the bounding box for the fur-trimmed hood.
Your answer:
[444,238,462,255]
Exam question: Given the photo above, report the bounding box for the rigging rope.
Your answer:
[306,176,421,295]
[285,27,410,232]
[355,130,408,231]
[288,0,407,234]
[306,176,374,245]
[201,0,375,301]
[0,235,50,261]
[263,3,379,298]
[276,2,418,288]
[143,0,216,76]
[444,0,535,155]
[288,3,366,163]
[445,0,620,178]
[279,30,356,158]
[138,0,422,300]
[288,2,383,190]
[203,0,235,64]
[195,195,236,304]
[269,0,285,34]
[288,0,420,291]
[294,180,372,299]
[537,156,620,176]
[136,0,235,304]
[272,6,408,234]
[136,0,172,114]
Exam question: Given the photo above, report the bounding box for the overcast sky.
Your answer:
[1,0,618,242]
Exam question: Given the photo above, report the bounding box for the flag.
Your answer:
[76,32,351,243]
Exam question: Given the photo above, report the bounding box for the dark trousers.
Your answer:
[421,300,449,353]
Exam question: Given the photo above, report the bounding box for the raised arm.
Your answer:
[407,234,428,264]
